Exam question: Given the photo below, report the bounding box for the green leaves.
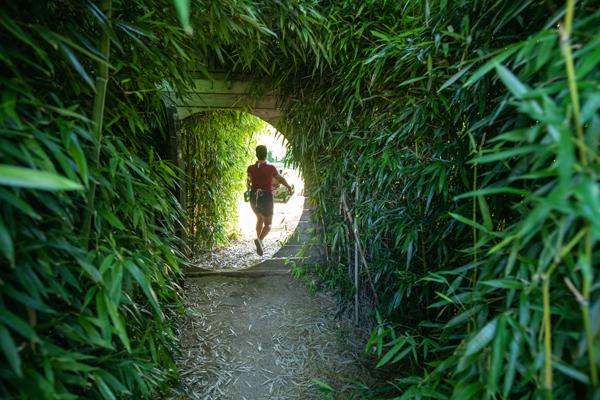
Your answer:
[59,43,95,89]
[312,378,334,393]
[0,1,184,397]
[280,1,600,398]
[495,64,528,98]
[0,165,83,191]
[0,325,22,378]
[173,0,192,35]
[2,0,600,398]
[0,305,39,342]
[449,212,501,237]
[103,290,131,352]
[180,111,260,251]
[458,318,497,370]
[125,261,163,319]
[470,144,542,164]
[438,65,473,92]
[0,216,14,265]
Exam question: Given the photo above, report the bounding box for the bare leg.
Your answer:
[255,214,264,238]
[253,213,266,255]
[259,215,273,240]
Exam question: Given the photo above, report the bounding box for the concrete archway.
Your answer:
[160,71,282,127]
[160,72,289,242]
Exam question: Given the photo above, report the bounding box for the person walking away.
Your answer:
[247,145,292,256]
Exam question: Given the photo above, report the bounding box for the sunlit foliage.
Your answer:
[180,111,260,252]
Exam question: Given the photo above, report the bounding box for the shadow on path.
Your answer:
[173,203,377,399]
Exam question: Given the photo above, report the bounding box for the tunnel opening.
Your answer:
[175,110,306,271]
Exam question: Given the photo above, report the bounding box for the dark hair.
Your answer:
[256,145,267,160]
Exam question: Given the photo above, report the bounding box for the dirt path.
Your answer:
[175,276,373,399]
[190,195,305,272]
[173,199,376,399]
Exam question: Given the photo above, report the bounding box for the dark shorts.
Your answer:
[250,191,274,217]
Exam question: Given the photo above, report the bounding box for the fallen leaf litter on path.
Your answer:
[171,276,377,399]
[188,196,305,272]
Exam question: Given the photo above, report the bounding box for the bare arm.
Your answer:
[246,174,252,191]
[275,173,292,192]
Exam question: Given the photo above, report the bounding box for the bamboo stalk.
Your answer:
[82,0,112,249]
[582,233,598,386]
[539,227,583,400]
[341,192,379,306]
[560,0,597,387]
[347,229,352,284]
[354,187,359,322]
[561,0,587,166]
[542,273,553,400]
[178,118,188,250]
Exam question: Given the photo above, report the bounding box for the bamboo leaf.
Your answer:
[477,195,493,231]
[312,378,334,393]
[554,360,590,384]
[103,291,131,352]
[0,325,22,377]
[173,0,192,35]
[0,188,41,219]
[488,315,508,393]
[77,258,103,284]
[124,261,163,319]
[0,165,83,191]
[95,373,118,400]
[557,125,574,189]
[0,306,39,342]
[463,45,521,87]
[438,65,472,92]
[481,279,524,290]
[0,216,14,266]
[495,64,527,98]
[99,209,126,230]
[454,187,527,200]
[59,43,95,89]
[464,318,497,358]
[446,305,483,328]
[67,135,89,186]
[376,337,407,368]
[470,145,542,164]
[449,212,501,237]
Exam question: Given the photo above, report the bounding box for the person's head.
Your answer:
[256,145,267,161]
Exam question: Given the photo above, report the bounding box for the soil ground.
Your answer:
[189,195,305,272]
[173,195,377,399]
[175,276,374,399]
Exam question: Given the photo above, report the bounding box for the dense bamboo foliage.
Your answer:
[180,111,259,252]
[0,1,196,397]
[278,1,600,398]
[3,0,600,398]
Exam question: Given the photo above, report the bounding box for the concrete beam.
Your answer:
[159,75,282,125]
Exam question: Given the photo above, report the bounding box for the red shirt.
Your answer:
[247,161,278,192]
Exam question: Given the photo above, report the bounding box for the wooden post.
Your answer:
[166,106,179,166]
[172,114,188,250]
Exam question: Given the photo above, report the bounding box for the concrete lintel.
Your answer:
[159,75,282,123]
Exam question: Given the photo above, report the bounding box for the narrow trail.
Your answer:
[174,198,377,399]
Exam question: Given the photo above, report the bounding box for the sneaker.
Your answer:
[254,238,264,256]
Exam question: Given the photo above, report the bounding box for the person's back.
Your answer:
[247,145,292,255]
[247,161,277,192]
